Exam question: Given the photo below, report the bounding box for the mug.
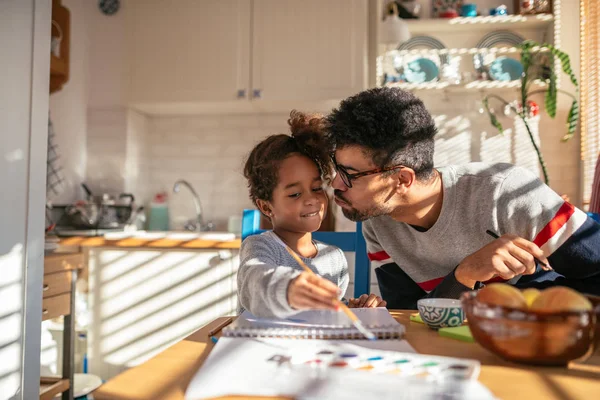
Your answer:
[461,4,477,17]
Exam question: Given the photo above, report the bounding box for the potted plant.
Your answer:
[482,40,579,185]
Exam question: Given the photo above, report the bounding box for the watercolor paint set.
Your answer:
[268,340,480,381]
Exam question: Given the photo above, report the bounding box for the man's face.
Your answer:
[331,146,399,222]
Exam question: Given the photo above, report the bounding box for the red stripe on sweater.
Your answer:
[368,250,390,261]
[533,202,575,247]
[417,277,444,292]
[483,276,508,284]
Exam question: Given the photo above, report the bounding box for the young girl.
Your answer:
[238,110,386,318]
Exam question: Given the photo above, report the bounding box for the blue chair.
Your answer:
[588,212,600,224]
[241,209,371,298]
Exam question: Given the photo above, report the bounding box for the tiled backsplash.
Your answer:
[86,92,580,231]
[144,114,290,230]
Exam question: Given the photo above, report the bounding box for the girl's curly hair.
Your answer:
[243,110,332,206]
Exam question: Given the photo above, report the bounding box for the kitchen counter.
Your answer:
[58,235,241,250]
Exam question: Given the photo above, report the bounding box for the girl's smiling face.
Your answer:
[260,153,327,234]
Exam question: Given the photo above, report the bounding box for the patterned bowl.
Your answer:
[417,298,465,330]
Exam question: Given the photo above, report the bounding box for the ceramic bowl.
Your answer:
[417,298,465,330]
[461,291,600,366]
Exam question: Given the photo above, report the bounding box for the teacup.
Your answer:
[417,298,465,330]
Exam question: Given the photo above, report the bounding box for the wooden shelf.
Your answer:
[384,79,546,92]
[388,46,549,57]
[50,0,70,93]
[404,14,554,35]
[40,377,69,400]
[50,54,67,76]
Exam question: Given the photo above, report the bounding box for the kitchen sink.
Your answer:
[103,230,236,241]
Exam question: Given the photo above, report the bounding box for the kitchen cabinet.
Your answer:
[251,0,367,102]
[50,0,70,93]
[40,252,82,400]
[128,0,251,105]
[127,0,367,110]
[86,247,240,381]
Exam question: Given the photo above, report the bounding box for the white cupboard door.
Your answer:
[251,0,368,102]
[127,0,251,105]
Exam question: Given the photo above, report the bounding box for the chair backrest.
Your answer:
[241,209,370,298]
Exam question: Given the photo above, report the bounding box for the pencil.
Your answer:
[208,317,233,337]
[485,230,551,270]
[284,245,377,341]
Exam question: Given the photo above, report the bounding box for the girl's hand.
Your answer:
[348,294,387,308]
[287,271,339,311]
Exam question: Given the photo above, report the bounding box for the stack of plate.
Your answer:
[474,31,525,81]
[393,36,450,84]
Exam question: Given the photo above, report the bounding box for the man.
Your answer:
[326,87,600,309]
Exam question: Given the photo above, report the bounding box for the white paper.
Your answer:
[185,338,494,400]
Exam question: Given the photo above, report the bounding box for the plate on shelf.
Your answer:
[397,35,449,65]
[381,36,448,84]
[404,58,440,83]
[488,56,524,81]
[473,30,525,81]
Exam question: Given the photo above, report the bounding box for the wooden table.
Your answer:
[93,310,600,400]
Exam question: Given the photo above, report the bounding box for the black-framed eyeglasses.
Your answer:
[330,154,405,188]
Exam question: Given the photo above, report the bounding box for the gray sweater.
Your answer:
[363,162,600,309]
[237,231,349,318]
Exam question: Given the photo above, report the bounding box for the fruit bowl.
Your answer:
[460,291,600,366]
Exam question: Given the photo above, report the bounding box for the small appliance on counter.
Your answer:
[49,183,141,237]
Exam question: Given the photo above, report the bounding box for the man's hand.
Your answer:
[348,293,387,308]
[287,272,339,311]
[455,234,549,288]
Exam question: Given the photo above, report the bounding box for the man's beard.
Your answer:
[335,191,391,222]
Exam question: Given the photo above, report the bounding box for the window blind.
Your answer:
[580,0,600,211]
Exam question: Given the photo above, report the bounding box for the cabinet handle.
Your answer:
[43,284,49,291]
[237,89,246,99]
[42,309,48,315]
[252,89,262,99]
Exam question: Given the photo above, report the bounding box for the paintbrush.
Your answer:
[485,230,551,270]
[284,245,377,341]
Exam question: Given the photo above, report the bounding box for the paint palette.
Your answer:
[268,341,480,382]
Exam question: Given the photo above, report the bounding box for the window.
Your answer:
[580,0,600,211]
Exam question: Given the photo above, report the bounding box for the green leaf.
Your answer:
[545,67,557,118]
[545,44,578,88]
[562,99,579,141]
[519,41,535,101]
[483,97,504,133]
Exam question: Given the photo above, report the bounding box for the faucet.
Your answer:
[172,179,213,232]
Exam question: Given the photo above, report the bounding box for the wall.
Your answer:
[0,1,50,399]
[86,108,129,195]
[48,0,89,204]
[144,114,290,230]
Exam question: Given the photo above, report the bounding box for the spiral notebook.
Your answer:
[223,308,405,339]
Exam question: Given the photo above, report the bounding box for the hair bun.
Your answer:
[287,110,332,179]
